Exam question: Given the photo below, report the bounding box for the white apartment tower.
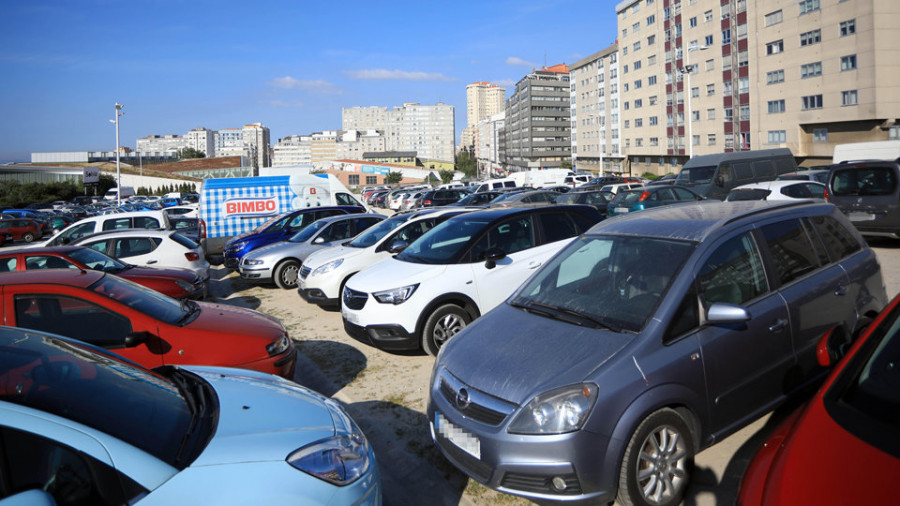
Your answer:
[272,135,312,166]
[186,127,216,157]
[341,103,456,163]
[462,82,506,151]
[570,45,621,174]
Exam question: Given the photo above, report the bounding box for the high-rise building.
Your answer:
[475,112,505,178]
[569,45,622,175]
[272,135,311,166]
[462,82,506,151]
[503,64,572,171]
[186,127,216,157]
[341,102,456,163]
[242,123,271,169]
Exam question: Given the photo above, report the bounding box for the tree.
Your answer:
[560,160,573,170]
[439,169,455,184]
[385,171,403,185]
[177,147,206,159]
[455,150,477,179]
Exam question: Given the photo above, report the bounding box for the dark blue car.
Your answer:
[223,206,365,269]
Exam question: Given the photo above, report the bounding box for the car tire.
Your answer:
[617,408,694,506]
[21,232,35,243]
[422,304,471,356]
[273,260,301,289]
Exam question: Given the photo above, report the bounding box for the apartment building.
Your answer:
[475,111,505,177]
[462,82,506,151]
[242,123,271,168]
[310,131,340,162]
[569,45,623,175]
[614,0,900,176]
[135,134,188,154]
[338,130,387,161]
[341,103,456,163]
[185,127,216,157]
[272,135,311,166]
[503,64,572,171]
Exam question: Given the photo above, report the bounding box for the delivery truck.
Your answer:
[199,174,367,262]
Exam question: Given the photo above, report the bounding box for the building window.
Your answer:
[707,108,715,120]
[814,129,828,142]
[705,83,714,96]
[738,77,749,94]
[740,105,750,121]
[691,87,700,98]
[625,120,630,128]
[349,175,360,185]
[841,55,858,71]
[648,75,657,86]
[635,118,644,127]
[708,134,716,145]
[648,34,656,45]
[800,62,823,78]
[693,135,700,146]
[647,14,656,25]
[692,110,700,121]
[649,116,658,125]
[799,0,820,15]
[636,138,644,147]
[690,16,698,27]
[635,99,643,108]
[648,55,657,65]
[840,19,856,36]
[722,29,732,44]
[623,64,629,73]
[768,99,786,113]
[767,69,785,84]
[765,10,783,26]
[705,10,713,22]
[634,41,642,51]
[802,95,824,110]
[366,176,378,185]
[649,96,658,106]
[766,40,784,55]
[622,28,628,37]
[634,60,642,70]
[768,130,787,144]
[842,90,859,106]
[705,59,715,71]
[800,29,821,46]
[650,137,659,146]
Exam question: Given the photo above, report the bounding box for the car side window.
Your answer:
[539,212,578,244]
[663,284,700,343]
[13,294,133,345]
[672,187,696,200]
[808,215,862,261]
[24,255,76,270]
[114,238,158,257]
[760,219,821,285]
[59,222,96,244]
[335,193,358,206]
[0,257,16,272]
[82,240,110,254]
[698,232,769,306]
[102,218,132,231]
[133,217,161,229]
[487,216,535,256]
[319,221,351,242]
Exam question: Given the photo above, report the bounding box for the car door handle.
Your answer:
[769,318,788,333]
[834,285,848,296]
[528,261,542,269]
[146,260,158,264]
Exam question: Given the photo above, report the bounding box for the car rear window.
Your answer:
[728,189,771,201]
[832,166,898,196]
[171,233,199,249]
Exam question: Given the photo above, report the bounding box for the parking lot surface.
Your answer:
[202,236,900,506]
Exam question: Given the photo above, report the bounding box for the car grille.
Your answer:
[299,265,311,279]
[342,287,368,310]
[440,379,508,426]
[433,429,493,483]
[500,472,582,495]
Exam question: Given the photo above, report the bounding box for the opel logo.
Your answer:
[455,387,471,409]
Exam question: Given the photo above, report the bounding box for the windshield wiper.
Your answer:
[512,300,622,332]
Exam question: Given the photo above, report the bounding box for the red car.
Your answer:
[0,246,206,299]
[0,269,296,379]
[0,218,42,242]
[738,293,900,505]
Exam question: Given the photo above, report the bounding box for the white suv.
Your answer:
[340,206,602,355]
[298,208,471,308]
[35,210,171,248]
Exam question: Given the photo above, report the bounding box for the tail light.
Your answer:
[185,252,200,261]
[199,218,206,239]
[638,191,651,201]
[824,187,830,202]
[423,199,432,206]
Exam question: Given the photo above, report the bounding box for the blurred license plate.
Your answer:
[343,310,359,324]
[848,212,875,222]
[435,412,481,459]
[615,207,630,213]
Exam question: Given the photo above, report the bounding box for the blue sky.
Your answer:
[0,0,620,162]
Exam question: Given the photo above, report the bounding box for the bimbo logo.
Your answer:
[223,197,278,217]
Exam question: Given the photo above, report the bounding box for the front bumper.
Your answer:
[235,347,298,381]
[299,287,340,308]
[342,319,418,351]
[239,264,274,281]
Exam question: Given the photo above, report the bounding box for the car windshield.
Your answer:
[289,219,329,243]
[510,235,695,333]
[68,247,126,272]
[0,328,193,467]
[253,213,291,234]
[675,165,717,185]
[396,217,490,264]
[89,274,194,325]
[349,215,408,248]
[610,190,643,205]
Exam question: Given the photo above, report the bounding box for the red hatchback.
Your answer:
[0,269,296,379]
[0,218,42,242]
[0,246,206,299]
[739,293,900,505]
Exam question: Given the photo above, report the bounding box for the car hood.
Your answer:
[347,257,447,292]
[243,240,317,262]
[438,303,633,405]
[188,301,285,337]
[304,244,356,269]
[186,366,335,465]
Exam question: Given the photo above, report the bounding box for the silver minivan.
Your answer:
[428,200,885,506]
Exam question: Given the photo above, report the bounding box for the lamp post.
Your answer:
[680,45,707,159]
[111,103,124,205]
[590,112,605,177]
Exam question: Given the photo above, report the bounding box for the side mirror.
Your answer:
[484,248,506,269]
[313,236,325,245]
[715,176,725,187]
[388,241,409,254]
[59,236,70,245]
[123,331,153,348]
[816,325,849,367]
[706,303,751,325]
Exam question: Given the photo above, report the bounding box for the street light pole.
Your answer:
[682,46,707,159]
[112,102,124,205]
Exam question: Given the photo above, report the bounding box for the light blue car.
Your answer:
[0,326,381,505]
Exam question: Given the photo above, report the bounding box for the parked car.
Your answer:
[0,218,42,242]
[36,209,172,247]
[0,229,9,246]
[71,229,210,281]
[726,180,827,202]
[0,245,206,299]
[647,174,678,186]
[0,269,297,378]
[554,189,614,218]
[341,205,603,355]
[827,159,900,238]
[299,208,473,309]
[223,206,366,269]
[606,185,704,217]
[170,216,201,242]
[419,189,470,208]
[776,169,831,183]
[488,190,560,208]
[448,191,504,208]
[579,175,627,189]
[0,325,380,505]
[738,292,900,506]
[239,214,385,289]
[674,148,798,200]
[389,192,409,210]
[164,204,199,218]
[427,200,885,505]
[401,191,425,211]
[599,182,645,195]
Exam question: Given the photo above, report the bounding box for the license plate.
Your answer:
[614,207,630,213]
[343,310,359,324]
[435,412,481,459]
[848,212,875,222]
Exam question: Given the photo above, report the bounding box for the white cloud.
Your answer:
[506,56,538,67]
[343,69,455,81]
[267,76,341,94]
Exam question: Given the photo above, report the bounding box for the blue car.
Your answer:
[223,206,366,269]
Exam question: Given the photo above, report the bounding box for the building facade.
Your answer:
[272,135,312,166]
[503,64,572,171]
[242,123,271,169]
[475,112,505,178]
[135,135,188,155]
[185,127,216,157]
[462,82,506,151]
[569,45,623,175]
[341,103,456,163]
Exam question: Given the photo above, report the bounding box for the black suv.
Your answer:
[419,189,470,208]
[828,159,900,238]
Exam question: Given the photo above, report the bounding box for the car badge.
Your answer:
[455,387,471,409]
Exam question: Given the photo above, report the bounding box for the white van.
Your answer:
[832,140,900,164]
[473,178,517,193]
[35,210,172,248]
[103,186,136,201]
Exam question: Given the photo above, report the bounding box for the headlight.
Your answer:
[312,258,344,276]
[372,283,419,305]
[174,280,193,292]
[508,384,598,435]
[287,401,371,486]
[266,335,292,356]
[243,258,264,266]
